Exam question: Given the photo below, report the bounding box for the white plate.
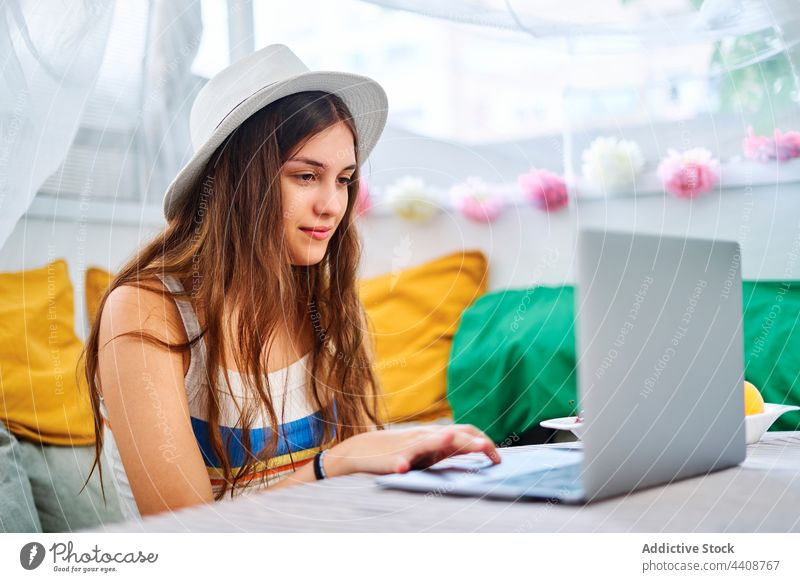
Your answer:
[539,416,586,439]
[540,403,800,444]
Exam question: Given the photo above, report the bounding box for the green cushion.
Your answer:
[742,281,800,423]
[447,286,577,443]
[447,282,800,443]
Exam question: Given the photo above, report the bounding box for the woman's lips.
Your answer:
[300,227,332,240]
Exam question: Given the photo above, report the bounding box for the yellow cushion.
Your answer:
[85,266,114,324]
[0,260,95,445]
[359,250,488,423]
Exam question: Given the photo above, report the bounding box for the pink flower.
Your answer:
[355,176,372,216]
[450,178,504,223]
[743,127,774,162]
[518,168,568,211]
[657,148,719,199]
[743,127,800,162]
[773,129,800,161]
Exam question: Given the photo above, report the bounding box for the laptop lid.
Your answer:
[576,229,747,502]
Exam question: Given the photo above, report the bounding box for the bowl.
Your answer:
[540,403,800,444]
[745,403,800,444]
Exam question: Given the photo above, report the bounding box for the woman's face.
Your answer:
[280,121,356,266]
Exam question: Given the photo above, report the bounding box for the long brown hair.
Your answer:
[84,91,384,501]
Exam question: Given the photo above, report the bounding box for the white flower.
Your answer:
[385,177,440,222]
[581,136,645,193]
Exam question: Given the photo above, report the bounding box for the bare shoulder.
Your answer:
[96,278,213,513]
[99,278,189,348]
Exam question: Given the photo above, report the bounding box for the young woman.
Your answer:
[84,45,499,520]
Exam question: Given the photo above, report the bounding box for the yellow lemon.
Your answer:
[744,381,765,416]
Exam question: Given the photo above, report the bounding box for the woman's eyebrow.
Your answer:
[288,156,357,171]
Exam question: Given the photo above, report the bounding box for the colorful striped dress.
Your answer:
[100,275,332,521]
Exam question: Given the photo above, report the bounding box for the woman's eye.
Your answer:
[297,173,316,183]
[338,176,353,186]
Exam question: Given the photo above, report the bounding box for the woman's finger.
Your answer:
[394,456,411,473]
[443,430,502,464]
[402,429,456,470]
[451,425,501,463]
[401,426,502,472]
[450,424,497,448]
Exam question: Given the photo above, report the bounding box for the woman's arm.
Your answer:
[97,284,214,516]
[266,305,501,491]
[266,424,501,491]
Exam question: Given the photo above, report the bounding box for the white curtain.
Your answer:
[360,0,800,51]
[0,0,115,249]
[139,0,204,205]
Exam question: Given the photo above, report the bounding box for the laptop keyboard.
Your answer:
[501,460,584,493]
[485,449,585,497]
[376,447,586,500]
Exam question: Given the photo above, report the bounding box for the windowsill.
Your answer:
[570,158,800,200]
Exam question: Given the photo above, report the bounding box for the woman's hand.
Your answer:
[322,424,502,477]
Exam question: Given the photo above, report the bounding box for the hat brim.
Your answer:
[163,70,388,220]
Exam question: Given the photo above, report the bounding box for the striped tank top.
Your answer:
[100,275,332,521]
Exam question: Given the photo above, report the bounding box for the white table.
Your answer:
[93,432,800,533]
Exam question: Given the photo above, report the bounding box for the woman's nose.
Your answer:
[313,178,347,217]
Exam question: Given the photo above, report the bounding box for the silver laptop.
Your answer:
[376,229,747,503]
